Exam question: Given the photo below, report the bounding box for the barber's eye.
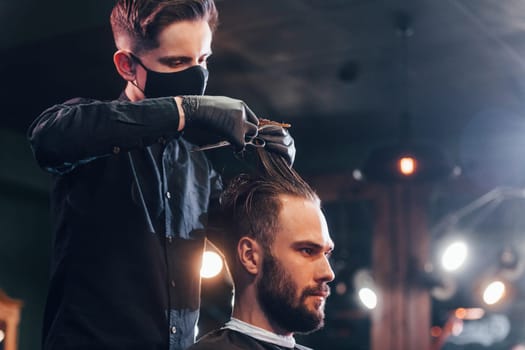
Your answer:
[171,60,184,67]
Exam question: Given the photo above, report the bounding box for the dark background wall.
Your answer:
[0,130,51,350]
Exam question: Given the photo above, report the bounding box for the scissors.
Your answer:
[191,136,266,152]
[191,119,291,152]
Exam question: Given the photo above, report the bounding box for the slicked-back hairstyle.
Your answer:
[208,150,319,276]
[110,0,219,54]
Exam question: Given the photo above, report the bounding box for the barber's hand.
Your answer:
[257,125,296,166]
[181,96,259,150]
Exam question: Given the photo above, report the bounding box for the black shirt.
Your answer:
[28,96,222,350]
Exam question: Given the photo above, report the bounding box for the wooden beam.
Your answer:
[371,184,431,350]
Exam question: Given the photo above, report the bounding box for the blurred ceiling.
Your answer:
[3,0,525,180]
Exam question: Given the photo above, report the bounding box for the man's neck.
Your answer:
[232,292,293,337]
[223,318,296,349]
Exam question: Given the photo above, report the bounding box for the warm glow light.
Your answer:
[454,307,485,320]
[451,320,464,336]
[441,241,468,271]
[430,326,442,338]
[358,287,378,310]
[466,308,485,320]
[483,280,506,305]
[398,156,416,175]
[200,251,223,278]
[455,308,467,319]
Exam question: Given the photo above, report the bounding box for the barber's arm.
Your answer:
[28,95,261,174]
[28,97,183,174]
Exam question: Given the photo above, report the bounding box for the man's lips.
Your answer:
[307,287,331,298]
[303,285,331,301]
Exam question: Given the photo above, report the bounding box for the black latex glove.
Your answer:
[181,96,259,150]
[256,125,296,166]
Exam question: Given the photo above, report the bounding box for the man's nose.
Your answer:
[317,256,335,283]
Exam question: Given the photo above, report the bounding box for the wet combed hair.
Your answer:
[208,150,319,273]
[110,0,219,54]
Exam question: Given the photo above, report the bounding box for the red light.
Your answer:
[430,326,442,337]
[398,156,417,176]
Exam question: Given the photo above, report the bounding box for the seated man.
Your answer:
[190,152,335,350]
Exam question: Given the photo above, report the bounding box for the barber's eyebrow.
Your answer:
[157,51,213,66]
[158,56,192,65]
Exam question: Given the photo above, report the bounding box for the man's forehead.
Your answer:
[276,194,333,247]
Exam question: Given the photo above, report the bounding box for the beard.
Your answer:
[256,252,329,334]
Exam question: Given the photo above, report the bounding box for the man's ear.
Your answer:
[113,50,136,81]
[237,237,262,276]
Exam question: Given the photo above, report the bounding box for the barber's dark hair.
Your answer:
[208,150,319,274]
[110,0,218,54]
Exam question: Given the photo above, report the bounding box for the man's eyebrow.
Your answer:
[291,241,334,251]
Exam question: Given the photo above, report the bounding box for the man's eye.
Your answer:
[300,248,314,255]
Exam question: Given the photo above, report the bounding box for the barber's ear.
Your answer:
[237,237,262,275]
[113,50,136,81]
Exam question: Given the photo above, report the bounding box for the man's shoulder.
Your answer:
[188,329,236,350]
[189,328,314,350]
[189,328,263,350]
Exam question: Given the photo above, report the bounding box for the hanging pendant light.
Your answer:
[362,12,452,183]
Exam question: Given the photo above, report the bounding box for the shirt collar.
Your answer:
[223,317,296,349]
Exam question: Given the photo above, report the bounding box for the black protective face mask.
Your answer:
[130,53,208,98]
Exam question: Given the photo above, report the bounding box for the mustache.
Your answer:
[303,284,331,297]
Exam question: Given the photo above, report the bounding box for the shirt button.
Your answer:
[171,280,176,288]
[112,146,120,154]
[171,326,177,334]
[167,236,173,244]
[166,191,171,199]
